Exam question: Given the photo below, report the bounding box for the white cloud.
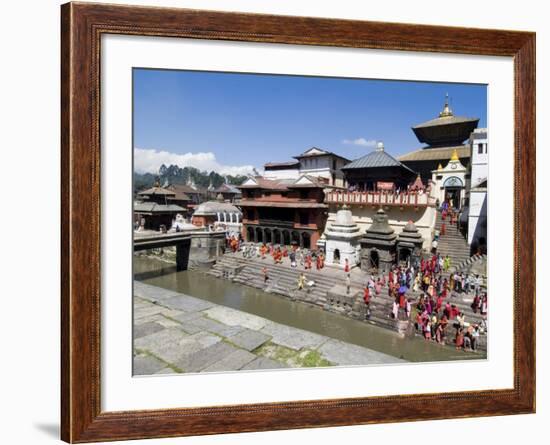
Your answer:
[342,138,378,147]
[134,147,256,176]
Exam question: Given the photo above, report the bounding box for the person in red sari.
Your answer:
[316,254,321,270]
[344,258,350,273]
[441,222,446,236]
[436,294,444,312]
[455,327,465,350]
[363,286,370,305]
[305,254,312,270]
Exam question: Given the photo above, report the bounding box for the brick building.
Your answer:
[238,175,329,249]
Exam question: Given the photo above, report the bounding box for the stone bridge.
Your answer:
[134,233,191,271]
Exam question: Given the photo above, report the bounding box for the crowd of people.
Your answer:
[227,234,327,270]
[371,258,488,351]
[227,233,487,352]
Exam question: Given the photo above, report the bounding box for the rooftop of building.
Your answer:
[134,202,185,213]
[214,183,242,195]
[264,160,301,169]
[137,185,176,197]
[238,174,329,191]
[166,183,207,194]
[341,142,416,174]
[293,146,350,162]
[193,197,242,216]
[398,145,470,162]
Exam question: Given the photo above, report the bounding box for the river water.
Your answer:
[134,256,485,362]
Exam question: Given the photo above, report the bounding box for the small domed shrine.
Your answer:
[324,205,362,268]
[360,209,397,273]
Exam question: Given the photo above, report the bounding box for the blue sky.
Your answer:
[133,68,486,175]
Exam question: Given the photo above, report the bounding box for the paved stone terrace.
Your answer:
[133,281,405,375]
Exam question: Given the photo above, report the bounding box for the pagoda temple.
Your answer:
[134,182,186,231]
[341,142,417,191]
[399,94,479,182]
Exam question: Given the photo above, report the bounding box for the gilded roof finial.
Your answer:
[439,93,453,118]
[437,163,443,171]
[450,148,459,161]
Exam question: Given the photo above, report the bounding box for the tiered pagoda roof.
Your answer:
[411,95,479,148]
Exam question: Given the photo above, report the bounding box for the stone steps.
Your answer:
[434,211,470,261]
[211,255,486,324]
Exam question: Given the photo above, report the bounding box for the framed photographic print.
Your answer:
[61,2,536,442]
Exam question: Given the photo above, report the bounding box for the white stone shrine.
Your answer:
[324,206,362,268]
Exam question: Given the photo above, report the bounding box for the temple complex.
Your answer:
[325,142,437,249]
[238,175,329,249]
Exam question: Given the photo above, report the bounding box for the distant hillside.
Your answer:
[134,164,248,193]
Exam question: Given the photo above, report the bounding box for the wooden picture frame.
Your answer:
[61,2,536,442]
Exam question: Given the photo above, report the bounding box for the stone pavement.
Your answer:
[133,281,405,375]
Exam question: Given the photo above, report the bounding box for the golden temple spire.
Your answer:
[450,148,459,161]
[439,93,453,118]
[437,163,443,171]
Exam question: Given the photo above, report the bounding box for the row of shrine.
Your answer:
[236,96,487,271]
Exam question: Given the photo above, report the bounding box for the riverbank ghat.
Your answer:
[133,281,405,375]
[208,251,487,352]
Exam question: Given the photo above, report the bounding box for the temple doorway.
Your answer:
[444,187,462,209]
[398,247,411,266]
[443,176,464,210]
[334,248,341,263]
[370,250,379,269]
